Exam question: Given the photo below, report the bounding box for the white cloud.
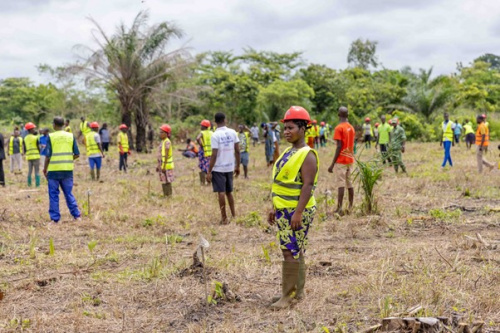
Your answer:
[1,0,499,82]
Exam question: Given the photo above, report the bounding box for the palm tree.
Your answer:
[73,11,191,151]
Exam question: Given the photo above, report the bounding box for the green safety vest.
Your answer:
[119,132,129,152]
[80,121,91,136]
[241,132,250,153]
[271,146,319,209]
[24,134,40,160]
[201,130,212,157]
[442,121,454,142]
[85,132,101,156]
[47,131,74,172]
[9,136,23,155]
[161,138,174,170]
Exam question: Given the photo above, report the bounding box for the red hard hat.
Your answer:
[375,122,380,127]
[119,124,128,130]
[365,117,370,122]
[90,122,99,129]
[320,121,325,126]
[25,122,36,130]
[282,106,311,123]
[160,124,171,133]
[200,119,211,128]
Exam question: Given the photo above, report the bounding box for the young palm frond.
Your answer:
[352,156,384,215]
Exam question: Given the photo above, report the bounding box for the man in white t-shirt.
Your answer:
[207,112,240,224]
[250,124,259,146]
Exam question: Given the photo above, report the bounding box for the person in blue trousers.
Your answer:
[440,112,455,169]
[42,117,81,224]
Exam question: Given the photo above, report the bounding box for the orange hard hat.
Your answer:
[25,122,36,130]
[119,124,128,130]
[375,122,380,127]
[160,124,171,133]
[281,106,311,123]
[90,122,99,129]
[320,121,325,126]
[200,119,211,128]
[365,117,370,122]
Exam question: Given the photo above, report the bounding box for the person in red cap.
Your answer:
[328,106,355,215]
[196,120,212,185]
[84,122,105,181]
[24,122,41,187]
[118,124,130,172]
[267,105,318,309]
[319,121,327,147]
[362,117,373,149]
[157,124,175,196]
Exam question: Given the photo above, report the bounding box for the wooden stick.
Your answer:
[201,247,208,308]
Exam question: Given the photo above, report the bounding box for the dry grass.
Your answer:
[0,142,499,332]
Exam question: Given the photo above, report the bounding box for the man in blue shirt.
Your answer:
[454,119,463,146]
[43,117,81,223]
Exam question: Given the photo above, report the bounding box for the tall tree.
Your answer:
[347,38,379,70]
[474,53,500,70]
[73,11,191,151]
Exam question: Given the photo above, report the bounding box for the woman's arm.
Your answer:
[291,151,317,230]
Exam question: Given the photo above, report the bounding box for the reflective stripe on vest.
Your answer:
[25,134,40,160]
[271,146,319,209]
[119,132,129,152]
[9,136,23,155]
[442,121,454,142]
[85,132,100,156]
[161,138,174,170]
[48,131,74,172]
[201,130,212,157]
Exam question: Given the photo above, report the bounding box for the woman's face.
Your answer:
[159,131,168,140]
[283,120,303,143]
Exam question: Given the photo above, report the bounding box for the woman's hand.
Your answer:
[267,209,275,225]
[290,211,302,231]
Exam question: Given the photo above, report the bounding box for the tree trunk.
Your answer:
[134,98,148,153]
[121,101,135,150]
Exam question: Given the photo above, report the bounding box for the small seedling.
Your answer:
[49,238,55,256]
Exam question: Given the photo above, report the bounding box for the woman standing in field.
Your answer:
[157,124,174,197]
[268,106,319,309]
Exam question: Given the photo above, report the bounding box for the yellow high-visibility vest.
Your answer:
[442,121,454,142]
[9,136,23,155]
[240,132,250,153]
[271,146,319,209]
[85,132,101,156]
[80,121,91,136]
[24,134,40,160]
[161,138,174,170]
[65,126,72,133]
[201,130,212,157]
[47,131,74,172]
[118,132,129,153]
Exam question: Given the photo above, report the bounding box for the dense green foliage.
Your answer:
[1,19,499,142]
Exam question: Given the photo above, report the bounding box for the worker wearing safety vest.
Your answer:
[79,116,91,143]
[196,119,212,185]
[8,129,24,174]
[238,125,251,179]
[362,117,374,149]
[311,120,320,150]
[43,116,81,223]
[482,114,490,153]
[463,120,475,150]
[64,119,72,134]
[267,105,318,309]
[440,112,455,169]
[24,122,41,187]
[476,115,494,173]
[118,124,130,172]
[85,122,105,181]
[157,124,174,196]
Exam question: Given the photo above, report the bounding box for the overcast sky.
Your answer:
[1,0,500,83]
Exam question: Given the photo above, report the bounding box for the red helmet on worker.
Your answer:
[200,119,211,128]
[90,122,99,129]
[160,124,171,133]
[365,117,370,122]
[119,124,128,130]
[375,122,380,127]
[281,106,311,123]
[25,122,36,130]
[320,121,325,126]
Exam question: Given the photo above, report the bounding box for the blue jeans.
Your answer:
[88,157,102,170]
[48,178,80,222]
[442,141,453,167]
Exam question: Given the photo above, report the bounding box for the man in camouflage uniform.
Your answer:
[389,118,407,174]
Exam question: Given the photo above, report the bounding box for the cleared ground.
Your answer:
[0,141,499,332]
